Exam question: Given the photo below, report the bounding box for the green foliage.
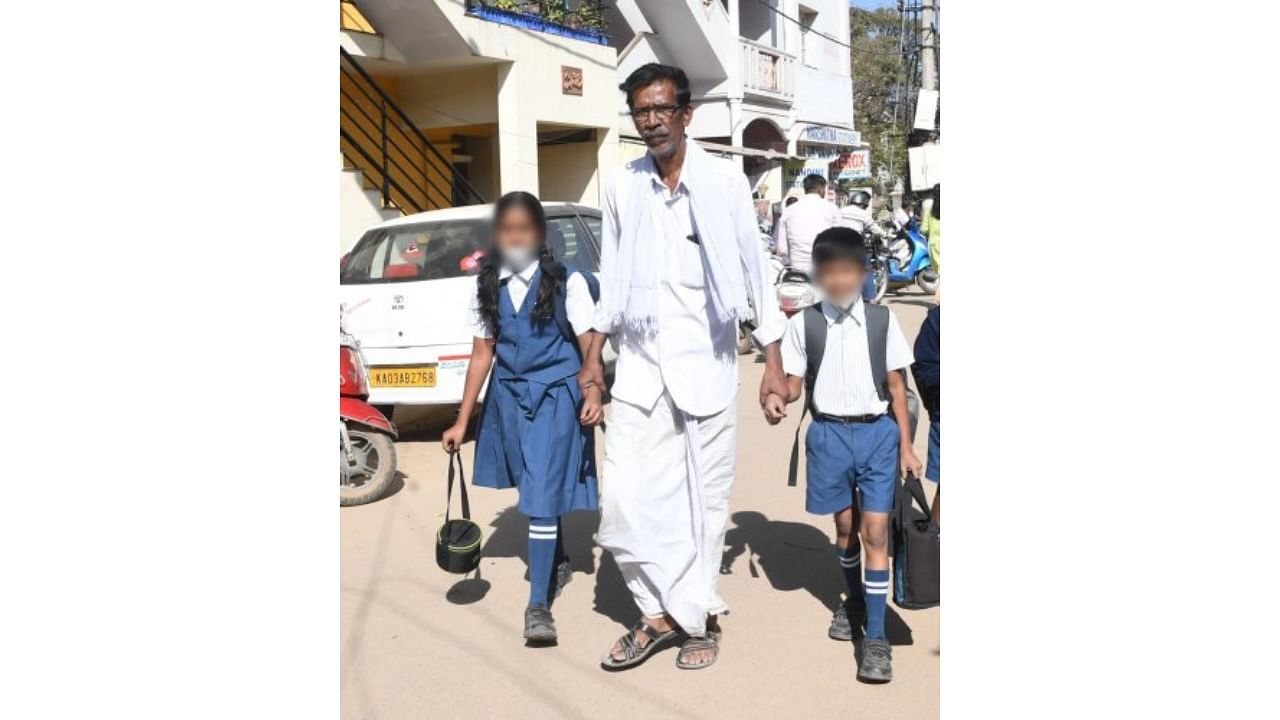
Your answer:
[849,6,907,196]
[539,0,566,24]
[492,0,519,11]
[572,1,604,31]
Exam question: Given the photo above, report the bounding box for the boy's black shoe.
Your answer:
[828,604,852,641]
[857,638,893,683]
[524,605,557,644]
[828,598,866,641]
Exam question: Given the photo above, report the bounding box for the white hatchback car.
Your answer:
[339,202,610,408]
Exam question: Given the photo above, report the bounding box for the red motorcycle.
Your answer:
[340,329,398,506]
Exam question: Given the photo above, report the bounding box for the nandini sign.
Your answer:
[836,149,872,181]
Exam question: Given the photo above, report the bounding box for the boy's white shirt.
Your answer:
[780,297,914,416]
[467,263,596,339]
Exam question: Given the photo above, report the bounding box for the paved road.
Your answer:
[341,292,939,720]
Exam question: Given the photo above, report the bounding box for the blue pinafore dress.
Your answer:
[472,268,599,517]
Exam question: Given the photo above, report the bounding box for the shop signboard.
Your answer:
[836,149,872,181]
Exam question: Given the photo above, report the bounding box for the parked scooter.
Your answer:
[340,327,398,506]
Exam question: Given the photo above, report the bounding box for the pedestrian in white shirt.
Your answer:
[775,174,841,276]
[580,63,788,671]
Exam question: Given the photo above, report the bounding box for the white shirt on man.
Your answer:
[467,262,595,339]
[593,154,785,418]
[780,297,914,416]
[775,192,841,274]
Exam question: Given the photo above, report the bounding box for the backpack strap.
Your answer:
[864,302,890,402]
[787,303,827,487]
[803,303,827,413]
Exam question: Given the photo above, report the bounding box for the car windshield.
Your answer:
[341,219,488,284]
[340,212,601,284]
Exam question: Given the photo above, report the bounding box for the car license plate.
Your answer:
[369,365,437,388]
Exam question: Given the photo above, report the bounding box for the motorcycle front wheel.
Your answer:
[340,428,397,506]
[870,261,890,304]
[916,269,939,296]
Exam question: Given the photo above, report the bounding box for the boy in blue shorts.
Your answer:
[764,227,921,683]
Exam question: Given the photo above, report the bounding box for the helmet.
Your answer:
[849,190,871,209]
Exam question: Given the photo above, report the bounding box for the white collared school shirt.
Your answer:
[593,154,786,417]
[467,262,596,339]
[780,298,914,416]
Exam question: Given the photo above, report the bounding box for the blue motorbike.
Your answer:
[865,220,938,302]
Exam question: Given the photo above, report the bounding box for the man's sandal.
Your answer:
[599,621,679,671]
[675,632,720,670]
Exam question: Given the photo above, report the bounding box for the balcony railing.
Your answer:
[465,1,609,46]
[740,37,796,100]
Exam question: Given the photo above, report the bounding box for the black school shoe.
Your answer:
[524,605,557,644]
[553,559,572,598]
[828,598,866,641]
[857,637,893,683]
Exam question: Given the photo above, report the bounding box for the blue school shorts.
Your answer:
[926,421,940,483]
[804,414,899,515]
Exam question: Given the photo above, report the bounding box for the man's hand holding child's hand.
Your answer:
[763,392,788,424]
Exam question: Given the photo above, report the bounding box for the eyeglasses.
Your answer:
[629,104,685,123]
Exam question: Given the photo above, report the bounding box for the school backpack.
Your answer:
[786,302,919,486]
[892,472,940,609]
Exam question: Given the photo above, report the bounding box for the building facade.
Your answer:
[605,0,861,203]
[339,1,620,251]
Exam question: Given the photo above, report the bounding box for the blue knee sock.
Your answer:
[837,542,863,603]
[863,569,890,640]
[527,516,559,608]
[553,517,566,567]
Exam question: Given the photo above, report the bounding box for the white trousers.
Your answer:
[595,392,738,636]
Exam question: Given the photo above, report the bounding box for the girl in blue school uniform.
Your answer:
[442,191,603,644]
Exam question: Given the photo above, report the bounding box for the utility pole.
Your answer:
[921,2,938,94]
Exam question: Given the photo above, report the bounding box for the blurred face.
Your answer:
[629,79,691,162]
[493,206,541,270]
[816,257,867,309]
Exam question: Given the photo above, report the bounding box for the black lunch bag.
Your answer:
[436,450,483,574]
[891,472,940,609]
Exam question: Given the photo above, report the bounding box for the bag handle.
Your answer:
[901,471,932,518]
[445,449,471,522]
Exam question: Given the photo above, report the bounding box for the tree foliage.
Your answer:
[849,6,906,196]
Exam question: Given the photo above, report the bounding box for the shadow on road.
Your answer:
[477,506,622,611]
[445,566,492,605]
[722,511,914,646]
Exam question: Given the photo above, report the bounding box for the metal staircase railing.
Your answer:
[339,47,485,214]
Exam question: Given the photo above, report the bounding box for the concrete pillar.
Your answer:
[595,125,620,208]
[495,61,540,196]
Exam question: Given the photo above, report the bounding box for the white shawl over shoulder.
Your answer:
[598,140,769,336]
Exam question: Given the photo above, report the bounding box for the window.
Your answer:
[546,214,600,272]
[799,6,818,66]
[340,219,488,284]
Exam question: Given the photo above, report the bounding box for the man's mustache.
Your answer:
[642,131,670,141]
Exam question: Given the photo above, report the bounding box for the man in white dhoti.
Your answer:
[579,64,789,671]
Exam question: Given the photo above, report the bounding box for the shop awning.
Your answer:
[695,140,792,161]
